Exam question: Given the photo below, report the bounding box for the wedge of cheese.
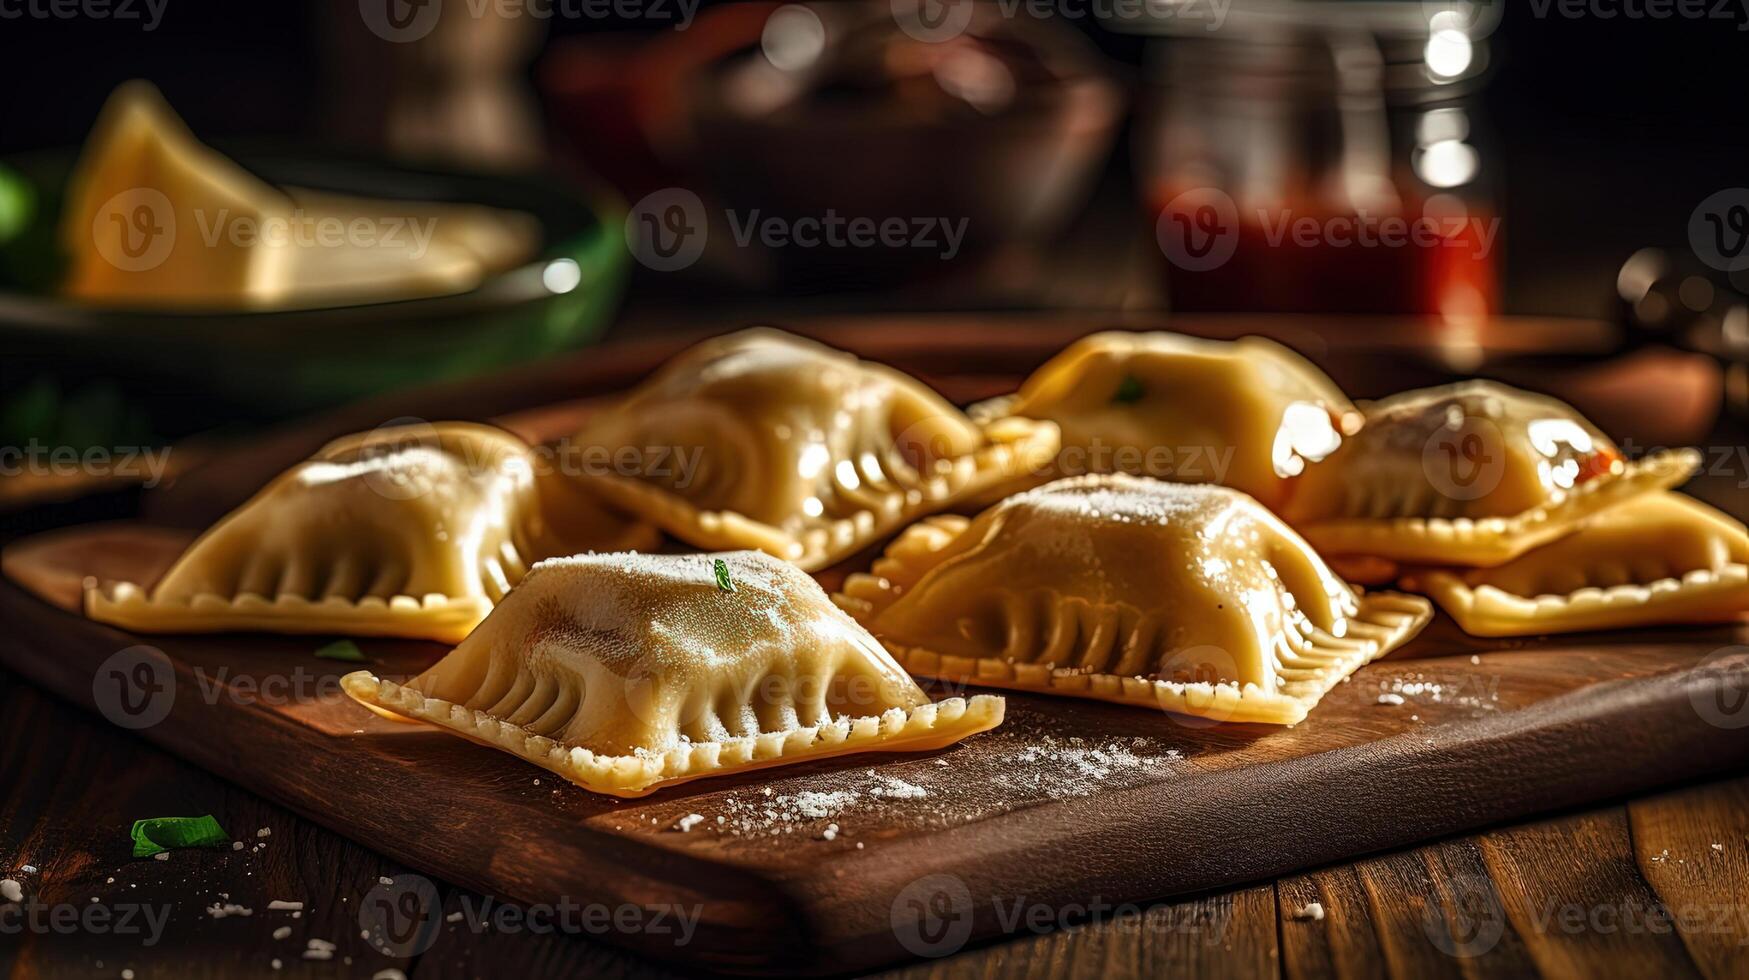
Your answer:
[61,80,296,307]
[60,82,539,310]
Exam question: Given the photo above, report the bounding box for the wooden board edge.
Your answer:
[785,649,1749,972]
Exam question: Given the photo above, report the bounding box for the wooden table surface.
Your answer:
[3,658,1747,979]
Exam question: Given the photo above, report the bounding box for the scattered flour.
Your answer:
[868,776,927,800]
[992,735,1179,798]
[1373,671,1500,714]
[790,790,860,819]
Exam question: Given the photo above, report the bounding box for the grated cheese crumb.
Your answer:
[1295,902,1325,921]
[206,903,253,919]
[273,926,292,940]
[1376,693,1406,706]
[674,814,705,833]
[0,880,21,903]
[267,900,303,911]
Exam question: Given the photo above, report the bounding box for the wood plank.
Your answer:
[874,885,1279,980]
[1278,866,1390,979]
[1628,780,1749,980]
[1475,810,1702,978]
[0,671,669,980]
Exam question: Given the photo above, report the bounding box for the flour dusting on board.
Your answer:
[993,735,1171,794]
[627,719,1186,841]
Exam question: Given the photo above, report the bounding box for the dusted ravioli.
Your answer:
[1403,493,1749,637]
[87,423,656,642]
[574,329,1058,572]
[1281,381,1699,566]
[970,331,1359,509]
[835,475,1432,725]
[342,551,1005,796]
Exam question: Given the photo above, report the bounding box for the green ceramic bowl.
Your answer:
[0,149,628,448]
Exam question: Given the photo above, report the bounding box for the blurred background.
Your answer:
[3,0,1748,509]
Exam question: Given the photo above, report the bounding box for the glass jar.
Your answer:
[1130,1,1499,319]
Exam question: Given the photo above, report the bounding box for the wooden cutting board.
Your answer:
[2,324,1746,975]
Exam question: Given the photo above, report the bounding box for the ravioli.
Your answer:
[1281,381,1700,566]
[834,475,1432,725]
[574,329,1058,571]
[1402,493,1749,637]
[86,423,656,642]
[969,331,1360,510]
[341,551,1005,796]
